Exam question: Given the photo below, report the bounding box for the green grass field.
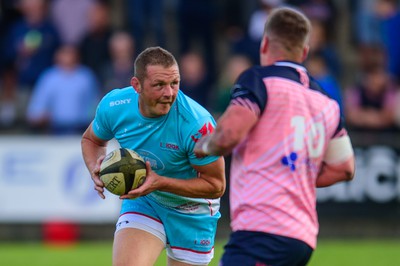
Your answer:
[1,239,400,266]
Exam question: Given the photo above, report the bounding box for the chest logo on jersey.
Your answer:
[160,142,180,151]
[191,122,214,143]
[109,98,131,107]
[281,152,298,171]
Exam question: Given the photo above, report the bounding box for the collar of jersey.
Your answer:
[274,61,307,72]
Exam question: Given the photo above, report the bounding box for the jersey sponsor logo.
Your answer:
[176,202,200,211]
[116,220,129,228]
[160,142,180,151]
[109,98,131,107]
[194,239,211,246]
[191,122,214,143]
[136,149,165,170]
[281,152,298,171]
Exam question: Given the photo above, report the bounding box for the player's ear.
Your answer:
[260,36,269,55]
[131,77,141,93]
[302,45,310,62]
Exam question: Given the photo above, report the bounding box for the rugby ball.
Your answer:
[99,148,146,196]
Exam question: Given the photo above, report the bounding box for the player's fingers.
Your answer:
[96,155,105,165]
[120,193,138,200]
[94,186,105,199]
[97,191,105,199]
[145,161,152,173]
[91,173,104,187]
[92,155,105,176]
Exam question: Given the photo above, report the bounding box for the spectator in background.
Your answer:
[297,0,338,30]
[123,0,165,55]
[177,0,218,81]
[306,52,344,115]
[50,0,96,45]
[4,0,61,90]
[349,0,400,82]
[2,0,61,127]
[211,54,252,119]
[26,45,100,135]
[100,31,135,94]
[308,18,341,78]
[230,0,284,65]
[179,51,214,108]
[0,1,21,127]
[375,0,400,82]
[344,63,399,132]
[349,0,382,46]
[79,0,113,81]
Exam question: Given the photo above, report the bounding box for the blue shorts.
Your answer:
[220,231,313,266]
[116,195,221,265]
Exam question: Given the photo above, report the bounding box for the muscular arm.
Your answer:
[83,122,225,200]
[123,156,226,199]
[316,135,355,187]
[316,158,355,187]
[194,104,259,157]
[81,122,109,198]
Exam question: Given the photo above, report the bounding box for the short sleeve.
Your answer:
[231,67,268,114]
[92,93,114,140]
[184,116,220,166]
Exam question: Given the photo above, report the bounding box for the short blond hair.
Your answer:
[134,46,178,82]
[264,7,311,54]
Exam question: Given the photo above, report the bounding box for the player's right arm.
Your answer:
[316,130,355,187]
[194,68,265,157]
[81,122,108,199]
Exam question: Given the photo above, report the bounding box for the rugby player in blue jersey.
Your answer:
[81,46,225,266]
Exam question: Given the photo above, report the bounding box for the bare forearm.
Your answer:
[125,157,226,199]
[81,137,106,171]
[195,105,258,157]
[204,127,239,156]
[81,126,107,173]
[158,172,225,199]
[316,159,355,188]
[155,156,225,198]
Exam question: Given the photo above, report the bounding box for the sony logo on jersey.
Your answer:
[109,98,131,107]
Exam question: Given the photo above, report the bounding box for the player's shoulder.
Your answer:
[100,86,137,107]
[238,63,296,79]
[175,90,213,122]
[236,64,295,88]
[237,65,264,82]
[175,91,217,144]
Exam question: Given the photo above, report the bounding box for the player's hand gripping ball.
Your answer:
[99,148,147,196]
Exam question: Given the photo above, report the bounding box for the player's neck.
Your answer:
[261,52,303,66]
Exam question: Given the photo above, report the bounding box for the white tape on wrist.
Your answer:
[202,138,211,155]
[324,135,354,164]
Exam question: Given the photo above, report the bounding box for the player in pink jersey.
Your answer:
[194,7,355,266]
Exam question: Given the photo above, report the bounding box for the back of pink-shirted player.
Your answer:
[230,64,342,249]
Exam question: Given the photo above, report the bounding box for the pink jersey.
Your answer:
[229,62,342,249]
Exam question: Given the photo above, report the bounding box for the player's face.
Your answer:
[135,64,180,118]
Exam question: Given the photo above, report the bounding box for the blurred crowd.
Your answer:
[0,0,400,135]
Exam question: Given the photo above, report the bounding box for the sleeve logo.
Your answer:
[191,122,214,143]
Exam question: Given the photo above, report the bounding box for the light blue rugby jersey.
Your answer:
[93,87,221,215]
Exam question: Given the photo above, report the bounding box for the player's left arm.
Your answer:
[81,122,109,198]
[122,156,225,199]
[316,130,355,187]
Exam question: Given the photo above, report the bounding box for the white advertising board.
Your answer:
[0,136,121,223]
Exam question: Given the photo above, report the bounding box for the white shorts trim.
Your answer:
[167,247,214,266]
[115,213,166,245]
